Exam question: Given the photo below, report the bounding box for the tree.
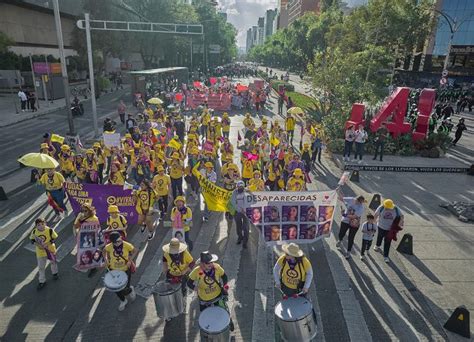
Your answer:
[0,31,13,53]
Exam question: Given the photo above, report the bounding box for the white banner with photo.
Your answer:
[244,191,338,245]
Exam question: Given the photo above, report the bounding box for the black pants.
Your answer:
[452,132,462,145]
[158,195,168,214]
[171,177,183,199]
[234,212,249,243]
[361,239,372,256]
[21,100,27,110]
[119,113,125,124]
[116,269,132,301]
[354,142,364,160]
[281,283,303,297]
[311,148,322,163]
[338,221,358,252]
[373,141,385,160]
[375,227,392,257]
[98,164,104,184]
[287,130,294,144]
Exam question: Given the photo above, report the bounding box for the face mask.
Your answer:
[237,188,244,193]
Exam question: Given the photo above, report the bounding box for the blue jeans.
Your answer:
[171,177,183,199]
[354,142,365,160]
[343,140,353,158]
[373,141,385,160]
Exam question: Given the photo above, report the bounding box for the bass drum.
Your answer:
[103,270,128,292]
[153,280,184,319]
[275,296,317,341]
[198,306,230,342]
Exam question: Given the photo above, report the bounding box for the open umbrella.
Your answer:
[18,153,59,169]
[147,97,163,105]
[287,107,304,115]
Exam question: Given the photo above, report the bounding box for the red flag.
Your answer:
[47,192,63,213]
[238,131,242,141]
[243,151,259,161]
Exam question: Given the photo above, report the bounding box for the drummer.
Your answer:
[187,251,235,331]
[104,231,139,311]
[273,243,313,297]
[162,238,195,294]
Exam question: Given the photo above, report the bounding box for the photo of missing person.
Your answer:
[80,232,96,248]
[318,205,335,222]
[282,205,299,222]
[91,249,104,266]
[317,222,331,237]
[264,224,281,242]
[282,224,298,241]
[300,205,317,222]
[80,250,93,265]
[264,206,280,223]
[246,207,262,225]
[299,224,317,240]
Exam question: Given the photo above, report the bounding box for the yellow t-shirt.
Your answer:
[152,174,171,196]
[188,263,225,301]
[59,154,75,173]
[248,178,265,191]
[241,159,254,179]
[286,177,305,191]
[29,226,58,258]
[169,162,184,179]
[134,189,156,215]
[163,250,194,277]
[107,214,128,237]
[201,113,211,125]
[109,171,125,186]
[222,118,230,132]
[105,241,135,271]
[39,172,65,191]
[243,117,254,129]
[286,117,296,131]
[277,255,312,289]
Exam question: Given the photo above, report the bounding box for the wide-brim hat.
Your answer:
[162,238,187,254]
[293,168,303,176]
[282,243,303,258]
[197,251,218,264]
[174,196,186,205]
[108,205,119,213]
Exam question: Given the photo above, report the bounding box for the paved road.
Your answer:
[0,76,471,341]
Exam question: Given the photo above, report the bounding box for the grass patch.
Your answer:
[286,91,317,111]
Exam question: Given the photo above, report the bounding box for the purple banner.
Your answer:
[64,182,138,224]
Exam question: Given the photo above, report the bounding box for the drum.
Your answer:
[199,306,230,342]
[153,280,184,319]
[103,270,128,292]
[274,296,317,342]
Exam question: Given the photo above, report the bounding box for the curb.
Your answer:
[0,105,67,128]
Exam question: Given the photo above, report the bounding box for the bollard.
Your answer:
[369,194,381,211]
[0,186,7,201]
[443,306,470,338]
[350,170,359,182]
[396,233,413,255]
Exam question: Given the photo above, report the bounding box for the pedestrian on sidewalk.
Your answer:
[29,91,37,112]
[353,124,368,163]
[104,231,138,311]
[343,125,355,162]
[18,88,27,112]
[118,100,126,124]
[452,118,467,146]
[278,93,284,116]
[374,199,403,263]
[336,196,365,259]
[360,214,376,261]
[230,181,251,249]
[30,218,59,290]
[373,123,388,162]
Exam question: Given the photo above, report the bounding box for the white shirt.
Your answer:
[355,129,367,143]
[200,169,217,183]
[345,129,355,142]
[18,91,27,101]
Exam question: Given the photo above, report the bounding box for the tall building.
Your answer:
[246,28,254,53]
[257,17,265,46]
[287,0,321,26]
[265,9,278,39]
[252,26,258,47]
[277,0,289,29]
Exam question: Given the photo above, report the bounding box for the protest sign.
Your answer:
[244,191,337,244]
[74,222,104,271]
[192,163,232,212]
[51,134,65,144]
[103,133,121,147]
[64,182,138,224]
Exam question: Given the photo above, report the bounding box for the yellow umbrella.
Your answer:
[18,153,59,169]
[287,107,304,115]
[147,97,163,105]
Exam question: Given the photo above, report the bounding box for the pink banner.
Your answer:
[186,91,231,110]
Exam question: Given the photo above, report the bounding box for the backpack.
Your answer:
[379,206,400,219]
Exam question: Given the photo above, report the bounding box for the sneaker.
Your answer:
[53,273,59,280]
[118,299,128,311]
[203,216,209,222]
[37,282,46,290]
[141,224,146,233]
[366,249,370,255]
[384,257,390,263]
[360,255,365,261]
[373,246,382,252]
[128,286,136,302]
[345,252,351,259]
[148,231,155,240]
[229,319,235,332]
[357,160,362,164]
[335,241,342,248]
[372,157,377,160]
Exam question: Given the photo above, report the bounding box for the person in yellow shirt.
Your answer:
[106,205,128,240]
[74,154,85,183]
[243,112,255,131]
[29,217,59,289]
[248,170,265,191]
[168,152,184,200]
[200,109,211,139]
[83,149,99,184]
[58,145,75,180]
[38,168,67,218]
[133,180,157,240]
[273,243,313,297]
[162,238,195,296]
[108,162,125,186]
[286,168,306,191]
[221,112,231,138]
[220,137,234,164]
[285,113,296,145]
[93,142,106,184]
[241,155,254,185]
[152,165,171,218]
[104,231,139,311]
[221,162,240,191]
[40,142,56,157]
[170,196,193,250]
[266,158,284,191]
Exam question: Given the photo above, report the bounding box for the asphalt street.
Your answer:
[0,76,472,341]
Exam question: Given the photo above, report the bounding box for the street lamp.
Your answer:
[435,9,474,79]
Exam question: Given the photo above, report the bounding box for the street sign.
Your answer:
[33,62,50,74]
[442,69,448,77]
